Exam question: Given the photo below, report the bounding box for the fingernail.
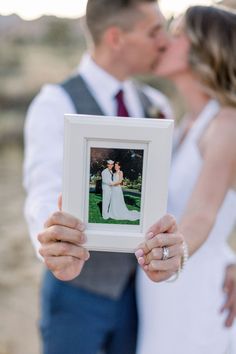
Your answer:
[146,232,154,240]
[81,233,87,243]
[135,249,144,258]
[78,223,85,232]
[138,257,145,266]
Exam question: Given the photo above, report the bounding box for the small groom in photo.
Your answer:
[101,159,114,219]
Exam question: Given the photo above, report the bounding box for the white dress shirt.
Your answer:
[23,53,173,255]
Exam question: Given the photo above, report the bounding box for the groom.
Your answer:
[101,160,114,219]
[24,1,173,354]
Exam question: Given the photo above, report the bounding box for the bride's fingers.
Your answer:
[135,232,184,257]
[143,243,184,265]
[146,232,184,253]
[145,214,178,239]
[144,256,181,273]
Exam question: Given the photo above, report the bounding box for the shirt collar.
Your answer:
[78,53,131,100]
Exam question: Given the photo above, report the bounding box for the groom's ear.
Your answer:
[103,26,124,51]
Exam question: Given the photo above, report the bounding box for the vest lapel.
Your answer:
[61,75,105,115]
[61,74,158,118]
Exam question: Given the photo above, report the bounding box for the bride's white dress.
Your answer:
[108,171,140,221]
[136,100,236,354]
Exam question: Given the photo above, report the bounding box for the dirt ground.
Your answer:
[0,146,43,354]
[0,145,235,354]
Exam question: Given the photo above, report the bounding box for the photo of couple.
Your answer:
[101,159,140,221]
[88,147,143,225]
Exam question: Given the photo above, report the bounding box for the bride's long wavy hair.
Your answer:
[184,5,236,107]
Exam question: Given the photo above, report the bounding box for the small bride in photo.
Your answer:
[108,161,140,221]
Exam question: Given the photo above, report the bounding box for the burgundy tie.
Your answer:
[115,89,130,117]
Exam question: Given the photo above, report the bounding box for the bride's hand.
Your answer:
[111,182,120,186]
[135,214,184,282]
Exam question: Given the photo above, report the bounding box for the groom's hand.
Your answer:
[135,214,184,282]
[221,263,236,327]
[38,195,90,281]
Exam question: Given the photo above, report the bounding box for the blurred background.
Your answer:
[0,0,235,353]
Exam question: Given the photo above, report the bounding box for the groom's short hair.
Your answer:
[86,0,158,44]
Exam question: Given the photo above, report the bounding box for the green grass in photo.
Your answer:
[88,191,141,225]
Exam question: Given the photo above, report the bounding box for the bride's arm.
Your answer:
[111,171,123,186]
[177,110,236,257]
[135,109,236,280]
[118,171,123,184]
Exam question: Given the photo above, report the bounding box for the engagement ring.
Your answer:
[162,246,169,260]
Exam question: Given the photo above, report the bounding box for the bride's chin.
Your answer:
[153,61,169,78]
[153,67,169,78]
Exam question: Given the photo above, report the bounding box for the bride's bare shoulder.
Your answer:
[207,106,236,139]
[201,106,236,160]
[217,106,236,121]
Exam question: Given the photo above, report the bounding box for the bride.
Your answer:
[108,161,140,221]
[136,5,236,354]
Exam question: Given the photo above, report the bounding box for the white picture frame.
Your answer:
[62,114,174,253]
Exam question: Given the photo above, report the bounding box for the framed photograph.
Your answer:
[62,114,174,253]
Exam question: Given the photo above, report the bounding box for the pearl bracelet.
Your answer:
[180,240,189,271]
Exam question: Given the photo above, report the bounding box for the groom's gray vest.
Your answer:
[60,74,155,299]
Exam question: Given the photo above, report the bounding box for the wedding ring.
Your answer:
[162,246,169,260]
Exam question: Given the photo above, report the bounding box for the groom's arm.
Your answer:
[221,263,236,327]
[101,170,112,185]
[111,171,123,186]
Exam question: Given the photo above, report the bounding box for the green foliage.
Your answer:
[90,148,144,182]
[45,20,73,44]
[90,174,101,184]
[0,43,22,76]
[123,175,142,192]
